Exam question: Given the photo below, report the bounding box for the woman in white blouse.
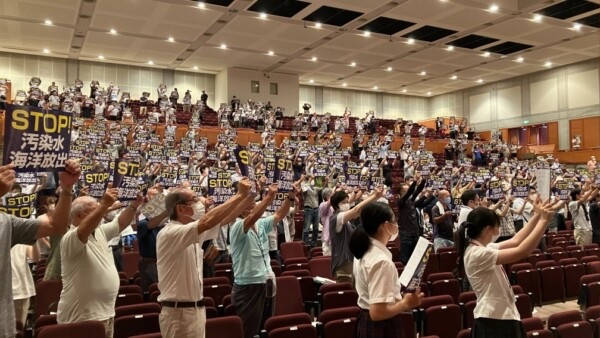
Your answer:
[457,200,554,337]
[350,202,423,337]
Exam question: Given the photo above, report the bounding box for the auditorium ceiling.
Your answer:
[0,0,598,96]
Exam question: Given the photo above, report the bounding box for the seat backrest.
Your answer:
[34,314,57,336]
[581,256,599,264]
[204,277,231,286]
[534,260,557,270]
[559,258,579,266]
[281,269,311,278]
[267,324,317,338]
[121,252,139,279]
[323,318,356,338]
[274,276,304,316]
[34,279,62,319]
[458,291,477,304]
[427,272,454,283]
[555,321,593,337]
[511,285,524,294]
[115,303,161,319]
[322,290,359,311]
[309,257,333,279]
[318,306,360,325]
[522,317,544,331]
[587,261,600,274]
[420,295,454,310]
[113,314,160,338]
[510,262,533,274]
[547,310,583,329]
[437,247,457,254]
[280,242,305,261]
[115,293,144,307]
[118,285,142,295]
[424,304,461,338]
[264,313,311,332]
[38,321,106,338]
[206,316,244,338]
[515,293,532,319]
[585,305,600,320]
[581,273,600,285]
[319,282,353,295]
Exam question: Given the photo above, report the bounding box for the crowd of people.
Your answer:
[2,78,600,338]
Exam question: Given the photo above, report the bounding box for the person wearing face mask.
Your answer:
[350,202,424,337]
[456,200,555,338]
[432,190,454,252]
[156,179,253,338]
[329,187,384,283]
[301,175,321,246]
[56,187,143,338]
[458,189,480,226]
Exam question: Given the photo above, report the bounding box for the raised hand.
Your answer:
[101,187,119,208]
[0,163,16,198]
[374,186,384,198]
[267,183,279,197]
[237,177,252,196]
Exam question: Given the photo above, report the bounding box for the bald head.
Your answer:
[438,190,450,200]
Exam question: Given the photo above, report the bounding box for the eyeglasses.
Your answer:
[181,196,199,205]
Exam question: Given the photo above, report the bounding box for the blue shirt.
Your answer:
[230,216,274,285]
[137,218,162,258]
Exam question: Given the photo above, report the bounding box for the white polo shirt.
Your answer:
[568,201,592,231]
[156,220,218,302]
[11,244,35,300]
[353,239,402,310]
[57,218,121,323]
[465,241,519,321]
[458,206,473,226]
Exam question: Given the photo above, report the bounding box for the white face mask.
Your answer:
[386,222,399,242]
[491,228,500,243]
[339,203,350,212]
[190,202,205,221]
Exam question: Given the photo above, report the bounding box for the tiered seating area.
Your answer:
[26,234,600,338]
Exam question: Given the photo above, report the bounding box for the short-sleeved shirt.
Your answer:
[137,218,162,259]
[0,214,40,338]
[329,212,355,275]
[57,218,121,323]
[353,239,401,310]
[11,244,36,300]
[569,201,592,231]
[230,216,275,285]
[465,241,519,320]
[432,204,454,241]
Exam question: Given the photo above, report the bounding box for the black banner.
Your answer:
[113,159,140,201]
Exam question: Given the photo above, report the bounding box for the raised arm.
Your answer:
[243,183,278,232]
[342,186,384,224]
[273,187,298,224]
[78,188,118,243]
[197,177,252,234]
[117,193,144,231]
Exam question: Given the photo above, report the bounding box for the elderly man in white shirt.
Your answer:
[57,188,143,338]
[156,178,254,338]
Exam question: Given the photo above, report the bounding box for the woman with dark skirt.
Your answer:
[457,200,555,338]
[350,202,424,338]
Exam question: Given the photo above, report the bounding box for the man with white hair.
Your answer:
[431,189,454,252]
[157,178,254,338]
[57,187,143,338]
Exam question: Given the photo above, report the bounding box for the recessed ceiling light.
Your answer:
[373,86,378,90]
[489,4,499,12]
[450,75,457,80]
[477,79,483,83]
[44,19,53,25]
[311,56,317,62]
[386,66,393,71]
[148,60,154,65]
[545,61,552,67]
[193,66,198,70]
[110,29,117,35]
[342,83,347,87]
[402,89,407,93]
[533,14,543,22]
[363,31,371,37]
[259,13,267,19]
[309,79,314,83]
[419,71,427,76]
[168,37,175,42]
[220,43,227,49]
[350,62,356,67]
[268,50,274,56]
[427,91,432,96]
[197,2,206,8]
[516,56,524,62]
[446,45,454,51]
[98,55,104,60]
[43,49,50,54]
[407,38,415,44]
[572,23,582,31]
[315,22,322,28]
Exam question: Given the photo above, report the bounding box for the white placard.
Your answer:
[536,168,551,202]
[140,194,166,219]
[399,236,433,290]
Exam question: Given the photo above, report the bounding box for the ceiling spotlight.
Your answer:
[350,62,356,67]
[342,83,347,87]
[197,2,206,8]
[193,66,198,70]
[489,4,499,12]
[419,71,427,76]
[259,13,267,19]
[516,56,524,62]
[407,38,415,44]
[148,60,154,65]
[309,79,314,83]
[427,91,432,96]
[43,48,50,54]
[268,50,274,56]
[168,37,175,42]
[311,56,317,62]
[44,19,52,25]
[386,66,393,71]
[98,55,105,60]
[363,31,371,37]
[373,86,378,90]
[533,14,543,22]
[220,43,227,49]
[572,23,582,31]
[477,79,483,83]
[545,61,552,67]
[450,75,457,80]
[402,89,407,93]
[315,22,322,28]
[446,45,454,51]
[110,29,117,35]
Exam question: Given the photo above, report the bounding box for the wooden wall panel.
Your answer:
[547,122,558,147]
[582,117,600,149]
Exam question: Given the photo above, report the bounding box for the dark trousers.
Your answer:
[513,219,524,233]
[231,283,274,338]
[139,258,158,293]
[356,309,405,338]
[496,235,513,243]
[203,251,230,278]
[399,233,419,265]
[111,245,123,272]
[303,207,319,245]
[472,318,526,338]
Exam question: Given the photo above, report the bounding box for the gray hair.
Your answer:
[165,188,191,220]
[70,196,98,221]
[322,188,333,201]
